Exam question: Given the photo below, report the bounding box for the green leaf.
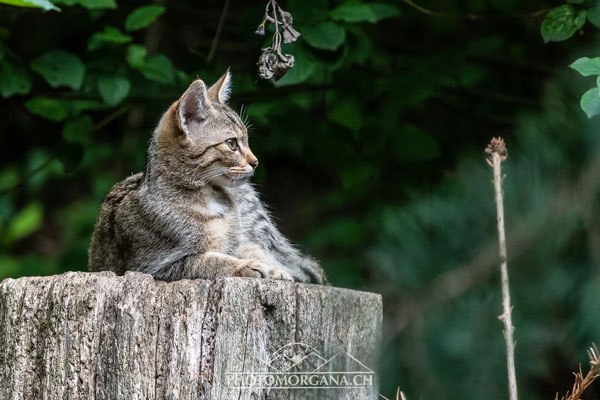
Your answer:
[393,124,440,162]
[139,54,174,84]
[288,0,328,24]
[0,61,31,97]
[54,0,115,9]
[62,115,93,144]
[88,26,132,51]
[25,97,69,121]
[0,167,19,192]
[338,161,376,189]
[587,6,600,28]
[3,202,43,244]
[368,3,401,20]
[580,87,600,118]
[68,99,106,114]
[26,97,106,122]
[570,57,600,76]
[345,26,373,64]
[330,2,377,23]
[327,97,363,131]
[567,0,584,3]
[126,44,147,68]
[97,75,130,106]
[0,0,59,11]
[125,5,166,32]
[30,50,85,90]
[302,21,346,51]
[540,5,586,43]
[329,2,399,23]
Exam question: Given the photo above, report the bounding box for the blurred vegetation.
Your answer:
[1,0,599,399]
[541,0,600,117]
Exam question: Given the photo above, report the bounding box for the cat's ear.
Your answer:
[207,69,232,104]
[177,79,213,139]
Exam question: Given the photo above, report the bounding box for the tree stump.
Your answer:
[0,271,382,400]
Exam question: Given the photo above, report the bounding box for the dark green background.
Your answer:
[0,0,599,398]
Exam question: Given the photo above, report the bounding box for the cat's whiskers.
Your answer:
[187,166,228,186]
[188,169,216,184]
[190,162,205,177]
[188,165,249,187]
[229,167,252,178]
[195,166,224,179]
[197,170,227,185]
[205,171,228,185]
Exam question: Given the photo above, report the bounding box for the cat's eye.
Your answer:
[225,138,239,151]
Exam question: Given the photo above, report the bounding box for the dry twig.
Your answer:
[207,0,231,64]
[555,343,600,400]
[485,137,518,400]
[379,387,408,400]
[391,143,600,333]
[399,0,550,20]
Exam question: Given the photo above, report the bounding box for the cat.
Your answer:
[88,71,326,285]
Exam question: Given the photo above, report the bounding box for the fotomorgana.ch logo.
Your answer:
[225,342,375,389]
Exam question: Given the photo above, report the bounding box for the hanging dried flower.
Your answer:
[258,47,295,81]
[281,23,300,44]
[255,0,300,80]
[255,20,266,36]
[278,9,300,43]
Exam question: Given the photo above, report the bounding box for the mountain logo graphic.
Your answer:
[224,342,375,389]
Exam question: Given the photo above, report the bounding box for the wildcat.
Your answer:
[88,71,326,284]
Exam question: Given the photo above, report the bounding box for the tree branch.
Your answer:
[207,0,231,64]
[399,0,550,20]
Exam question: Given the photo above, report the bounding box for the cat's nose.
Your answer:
[249,158,259,169]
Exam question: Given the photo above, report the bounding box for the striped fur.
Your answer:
[88,73,327,284]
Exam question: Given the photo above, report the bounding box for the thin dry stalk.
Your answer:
[379,388,408,400]
[554,343,600,400]
[485,137,518,400]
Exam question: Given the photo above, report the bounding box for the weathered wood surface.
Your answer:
[0,271,382,400]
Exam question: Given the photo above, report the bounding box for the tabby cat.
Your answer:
[88,71,326,284]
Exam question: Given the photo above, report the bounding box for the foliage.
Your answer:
[125,5,166,32]
[0,0,599,399]
[540,5,586,43]
[0,0,58,11]
[541,0,600,117]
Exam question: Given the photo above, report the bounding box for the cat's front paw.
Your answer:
[234,261,294,281]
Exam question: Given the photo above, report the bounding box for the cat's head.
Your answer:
[154,70,258,189]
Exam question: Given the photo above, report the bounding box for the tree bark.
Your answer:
[0,271,382,400]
